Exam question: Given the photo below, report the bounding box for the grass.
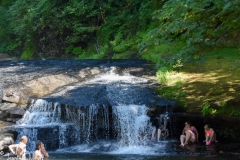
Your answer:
[156,47,240,115]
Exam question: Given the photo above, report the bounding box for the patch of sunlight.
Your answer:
[164,72,184,86]
[229,88,235,92]
[165,71,231,86]
[232,80,240,83]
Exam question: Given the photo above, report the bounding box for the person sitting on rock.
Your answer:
[180,122,198,146]
[151,123,169,141]
[203,124,218,145]
[8,135,28,159]
[33,141,49,159]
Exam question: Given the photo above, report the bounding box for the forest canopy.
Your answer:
[0,0,239,67]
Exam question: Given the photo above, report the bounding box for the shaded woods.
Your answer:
[0,0,239,62]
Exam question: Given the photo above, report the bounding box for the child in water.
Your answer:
[8,135,28,159]
[33,141,49,159]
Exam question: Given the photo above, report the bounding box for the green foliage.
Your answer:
[219,128,237,138]
[20,40,36,60]
[73,47,83,55]
[157,81,186,100]
[1,0,240,60]
[0,5,22,54]
[96,0,160,59]
[0,0,159,58]
[156,67,186,100]
[141,41,186,69]
[142,0,240,69]
[5,0,102,58]
[112,51,132,59]
[201,101,240,116]
[156,67,170,85]
[201,103,217,116]
[208,48,240,59]
[217,102,240,116]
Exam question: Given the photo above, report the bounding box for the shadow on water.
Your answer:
[0,59,152,72]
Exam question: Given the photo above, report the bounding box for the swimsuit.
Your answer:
[205,130,213,136]
[184,129,195,136]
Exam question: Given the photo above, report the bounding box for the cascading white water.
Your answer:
[14,99,154,151]
[15,99,111,151]
[112,105,154,146]
[16,99,61,126]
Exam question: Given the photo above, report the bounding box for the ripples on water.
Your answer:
[2,140,240,160]
[1,153,239,160]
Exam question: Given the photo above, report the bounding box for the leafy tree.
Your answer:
[7,0,102,58]
[0,0,20,54]
[142,0,240,68]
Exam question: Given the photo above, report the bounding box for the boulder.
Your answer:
[2,87,32,108]
[0,120,15,128]
[2,74,78,107]
[0,103,18,111]
[0,53,11,61]
[0,110,9,120]
[23,74,78,97]
[8,107,25,117]
[0,103,25,116]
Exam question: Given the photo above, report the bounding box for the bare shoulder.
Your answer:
[191,126,197,130]
[33,150,41,157]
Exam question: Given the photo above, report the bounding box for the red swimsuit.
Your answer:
[205,130,213,136]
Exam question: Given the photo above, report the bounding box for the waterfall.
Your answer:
[14,99,154,151]
[112,105,153,146]
[11,65,163,153]
[14,99,111,151]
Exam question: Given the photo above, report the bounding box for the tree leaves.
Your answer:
[142,0,240,69]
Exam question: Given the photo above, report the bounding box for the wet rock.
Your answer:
[0,111,10,120]
[90,67,101,74]
[0,103,18,111]
[0,53,11,61]
[2,87,32,108]
[5,118,21,122]
[23,74,78,97]
[0,121,15,128]
[77,67,102,80]
[2,74,78,108]
[8,107,25,116]
[0,103,25,120]
[2,89,21,104]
